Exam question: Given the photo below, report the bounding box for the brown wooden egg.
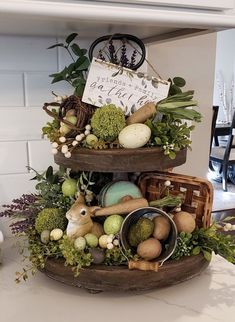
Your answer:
[153,216,171,240]
[173,211,196,233]
[137,238,162,260]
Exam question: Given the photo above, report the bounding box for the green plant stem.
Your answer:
[65,46,76,63]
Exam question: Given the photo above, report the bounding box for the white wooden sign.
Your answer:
[82,58,170,115]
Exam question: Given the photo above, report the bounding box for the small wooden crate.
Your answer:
[138,171,213,229]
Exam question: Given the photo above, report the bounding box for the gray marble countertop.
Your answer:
[0,238,234,322]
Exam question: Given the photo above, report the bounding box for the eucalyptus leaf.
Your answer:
[202,250,212,261]
[76,58,90,71]
[173,76,186,87]
[169,151,176,159]
[66,33,78,44]
[51,74,65,84]
[47,43,64,49]
[192,246,201,255]
[46,166,53,180]
[71,43,82,56]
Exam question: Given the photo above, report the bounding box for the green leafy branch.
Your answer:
[48,33,90,96]
[146,115,194,159]
[29,166,72,211]
[42,108,60,141]
[172,225,235,263]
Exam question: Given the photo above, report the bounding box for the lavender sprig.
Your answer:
[0,194,41,234]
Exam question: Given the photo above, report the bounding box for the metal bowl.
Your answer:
[120,207,178,264]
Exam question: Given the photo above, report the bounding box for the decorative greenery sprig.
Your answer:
[172,225,235,263]
[105,247,136,266]
[149,195,182,208]
[15,232,92,282]
[168,76,186,96]
[42,108,60,141]
[48,33,90,96]
[59,235,92,277]
[0,194,41,234]
[29,166,73,211]
[15,230,62,283]
[157,91,201,122]
[146,115,194,159]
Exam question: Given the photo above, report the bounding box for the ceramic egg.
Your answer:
[118,123,151,149]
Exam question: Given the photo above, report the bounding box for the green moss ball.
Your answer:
[91,104,126,142]
[35,208,67,234]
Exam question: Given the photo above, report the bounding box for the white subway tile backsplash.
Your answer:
[0,34,70,236]
[0,35,58,71]
[25,72,73,106]
[0,73,24,107]
[0,141,28,174]
[0,173,36,205]
[28,140,57,171]
[0,107,50,141]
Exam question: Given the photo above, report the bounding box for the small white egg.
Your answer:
[59,136,66,143]
[52,142,58,148]
[61,145,69,154]
[50,228,63,241]
[107,236,113,244]
[51,148,58,155]
[225,223,232,230]
[65,152,71,158]
[113,239,119,246]
[118,123,151,149]
[107,243,114,249]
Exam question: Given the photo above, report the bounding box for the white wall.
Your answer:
[213,29,235,121]
[148,33,217,178]
[0,35,91,235]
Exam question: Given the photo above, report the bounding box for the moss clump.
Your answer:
[35,208,67,234]
[128,217,154,247]
[91,104,126,142]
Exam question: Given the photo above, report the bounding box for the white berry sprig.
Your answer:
[50,124,93,158]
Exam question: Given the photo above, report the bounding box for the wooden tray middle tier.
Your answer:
[54,147,187,172]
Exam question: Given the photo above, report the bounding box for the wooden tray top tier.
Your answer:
[41,254,209,293]
[54,147,187,172]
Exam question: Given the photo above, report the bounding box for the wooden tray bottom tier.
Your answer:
[41,254,209,293]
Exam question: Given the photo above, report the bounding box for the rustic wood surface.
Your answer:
[40,254,209,293]
[54,147,187,172]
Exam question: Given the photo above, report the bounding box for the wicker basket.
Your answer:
[43,95,96,137]
[138,171,213,229]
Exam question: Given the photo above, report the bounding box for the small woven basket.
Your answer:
[138,171,213,229]
[43,95,96,137]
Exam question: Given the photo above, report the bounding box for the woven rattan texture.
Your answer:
[138,171,213,228]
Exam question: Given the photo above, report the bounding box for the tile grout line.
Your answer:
[26,141,30,173]
[22,72,28,107]
[56,36,60,72]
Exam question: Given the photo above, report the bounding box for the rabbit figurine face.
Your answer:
[66,196,99,239]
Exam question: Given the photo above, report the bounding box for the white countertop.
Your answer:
[0,238,235,322]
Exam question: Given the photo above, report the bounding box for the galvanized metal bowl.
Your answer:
[120,207,178,264]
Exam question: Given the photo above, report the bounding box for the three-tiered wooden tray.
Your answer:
[41,149,213,292]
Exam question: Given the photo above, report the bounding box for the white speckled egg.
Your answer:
[118,123,151,148]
